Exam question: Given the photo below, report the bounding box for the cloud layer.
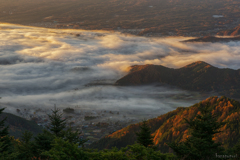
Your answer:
[0,23,240,118]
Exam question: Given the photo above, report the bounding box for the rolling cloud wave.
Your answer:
[0,23,239,118]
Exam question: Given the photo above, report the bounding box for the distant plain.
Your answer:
[1,0,240,36]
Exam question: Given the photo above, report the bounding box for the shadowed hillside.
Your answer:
[0,112,43,138]
[90,96,240,153]
[217,25,240,36]
[116,61,240,99]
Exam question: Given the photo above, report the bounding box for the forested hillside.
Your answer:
[0,112,42,138]
[90,96,240,153]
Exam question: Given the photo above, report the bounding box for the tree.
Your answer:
[63,127,88,147]
[0,138,18,160]
[47,108,66,137]
[42,137,88,160]
[168,103,225,160]
[33,129,54,159]
[226,139,240,159]
[136,120,154,148]
[15,130,35,160]
[124,143,176,160]
[47,107,88,148]
[0,108,14,158]
[87,144,177,160]
[32,107,88,159]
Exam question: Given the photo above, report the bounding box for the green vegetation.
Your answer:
[0,107,176,160]
[0,108,11,153]
[87,144,176,160]
[32,129,54,159]
[1,96,240,159]
[47,108,67,137]
[16,131,35,159]
[0,112,43,138]
[90,96,240,155]
[136,121,154,148]
[0,108,17,159]
[42,137,89,160]
[168,103,225,160]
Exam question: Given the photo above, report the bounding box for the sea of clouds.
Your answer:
[0,23,240,118]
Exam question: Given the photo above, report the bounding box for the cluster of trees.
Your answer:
[168,103,240,160]
[0,107,175,160]
[1,103,240,159]
[0,108,88,160]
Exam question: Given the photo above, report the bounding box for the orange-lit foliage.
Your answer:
[91,96,240,153]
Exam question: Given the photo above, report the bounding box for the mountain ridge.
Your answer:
[116,61,240,99]
[90,96,240,152]
[183,36,240,43]
[0,112,43,138]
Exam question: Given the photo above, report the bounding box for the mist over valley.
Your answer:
[0,24,240,123]
[1,0,240,157]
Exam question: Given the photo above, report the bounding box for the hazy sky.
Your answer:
[0,23,240,118]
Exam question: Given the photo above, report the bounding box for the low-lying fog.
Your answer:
[0,23,240,121]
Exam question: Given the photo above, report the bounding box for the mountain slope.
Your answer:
[90,96,240,152]
[217,25,240,36]
[183,36,240,42]
[116,61,240,98]
[0,112,43,138]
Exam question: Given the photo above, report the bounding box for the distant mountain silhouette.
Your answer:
[0,112,43,138]
[90,96,240,152]
[116,61,240,98]
[183,36,240,42]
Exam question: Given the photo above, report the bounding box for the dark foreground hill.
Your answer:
[90,96,240,152]
[0,112,43,138]
[116,61,240,99]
